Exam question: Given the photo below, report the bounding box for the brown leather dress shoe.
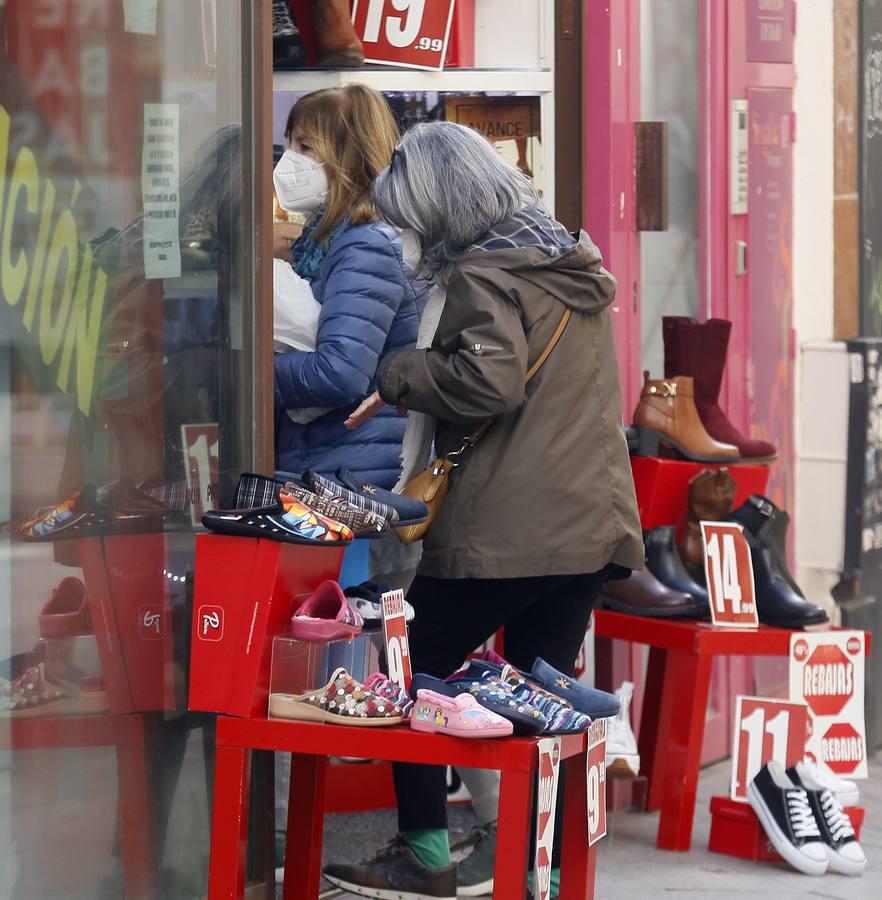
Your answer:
[599,568,700,618]
[632,373,740,462]
[680,467,736,569]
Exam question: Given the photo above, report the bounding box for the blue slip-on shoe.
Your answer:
[303,470,401,524]
[334,468,429,527]
[409,673,547,736]
[531,658,620,719]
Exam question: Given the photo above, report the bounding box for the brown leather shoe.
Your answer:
[314,0,365,67]
[680,467,737,569]
[632,372,740,462]
[600,569,700,618]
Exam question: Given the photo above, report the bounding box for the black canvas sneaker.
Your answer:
[787,762,867,876]
[323,836,457,900]
[747,761,829,875]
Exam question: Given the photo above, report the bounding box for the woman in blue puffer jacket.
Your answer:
[273,85,423,489]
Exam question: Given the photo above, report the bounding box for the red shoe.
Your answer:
[290,580,363,641]
[662,317,777,462]
[39,578,92,639]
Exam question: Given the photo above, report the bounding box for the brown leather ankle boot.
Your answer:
[314,0,365,67]
[632,373,740,462]
[679,467,737,569]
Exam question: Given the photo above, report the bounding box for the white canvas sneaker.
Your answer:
[605,681,640,778]
[798,757,859,807]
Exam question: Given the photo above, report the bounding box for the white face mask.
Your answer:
[273,149,329,214]
[400,228,422,272]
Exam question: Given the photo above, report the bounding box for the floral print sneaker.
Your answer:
[268,668,405,726]
[363,672,414,717]
[500,664,591,735]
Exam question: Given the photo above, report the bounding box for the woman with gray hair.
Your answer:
[329,122,644,900]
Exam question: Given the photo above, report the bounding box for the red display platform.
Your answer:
[188,534,344,719]
[630,456,770,530]
[709,795,865,863]
[208,717,597,900]
[0,714,153,898]
[592,610,870,852]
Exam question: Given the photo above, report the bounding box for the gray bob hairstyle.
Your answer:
[372,121,539,276]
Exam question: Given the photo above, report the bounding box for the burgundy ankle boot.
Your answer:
[662,317,777,461]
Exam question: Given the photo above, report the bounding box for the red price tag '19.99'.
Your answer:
[351,0,456,70]
[586,718,607,847]
[700,521,759,628]
[381,589,412,692]
[729,696,808,801]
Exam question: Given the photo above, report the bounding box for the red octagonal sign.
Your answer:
[802,645,854,717]
[823,722,864,775]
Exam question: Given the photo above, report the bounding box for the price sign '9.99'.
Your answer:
[381,589,413,692]
[351,0,456,70]
[586,718,607,846]
[700,521,759,628]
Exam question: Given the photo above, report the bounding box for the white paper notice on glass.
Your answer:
[123,0,158,35]
[141,104,181,280]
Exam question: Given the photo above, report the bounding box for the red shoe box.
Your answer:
[708,795,865,863]
[630,457,770,531]
[188,534,344,719]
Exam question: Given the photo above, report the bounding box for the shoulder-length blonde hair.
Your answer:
[285,85,399,242]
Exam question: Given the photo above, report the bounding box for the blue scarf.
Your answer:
[291,210,351,283]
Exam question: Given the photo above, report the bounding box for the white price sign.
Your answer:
[586,718,607,846]
[381,589,412,692]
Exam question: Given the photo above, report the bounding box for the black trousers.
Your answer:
[392,570,608,834]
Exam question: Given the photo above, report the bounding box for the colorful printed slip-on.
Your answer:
[290,581,363,642]
[202,486,352,545]
[411,690,513,739]
[234,472,388,538]
[268,668,405,726]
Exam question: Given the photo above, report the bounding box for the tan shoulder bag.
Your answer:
[396,309,572,545]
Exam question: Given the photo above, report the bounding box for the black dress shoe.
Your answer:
[731,495,803,597]
[324,837,457,899]
[600,568,700,618]
[644,527,709,613]
[745,531,828,628]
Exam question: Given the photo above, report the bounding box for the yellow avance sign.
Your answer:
[0,104,109,415]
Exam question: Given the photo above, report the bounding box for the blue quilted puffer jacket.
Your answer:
[274,221,423,489]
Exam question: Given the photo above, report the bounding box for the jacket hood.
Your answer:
[459,207,617,314]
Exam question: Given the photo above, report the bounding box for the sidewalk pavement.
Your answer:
[291,756,881,899]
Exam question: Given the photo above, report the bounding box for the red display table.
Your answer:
[0,714,153,898]
[208,717,597,900]
[593,610,870,852]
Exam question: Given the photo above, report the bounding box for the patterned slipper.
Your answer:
[0,664,108,718]
[268,668,405,726]
[409,673,547,736]
[411,690,513,738]
[17,490,98,541]
[203,486,352,545]
[363,672,414,717]
[499,665,591,735]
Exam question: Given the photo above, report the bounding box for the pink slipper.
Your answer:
[411,689,513,739]
[290,580,363,641]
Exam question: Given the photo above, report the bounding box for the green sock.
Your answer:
[402,829,451,869]
[527,866,561,897]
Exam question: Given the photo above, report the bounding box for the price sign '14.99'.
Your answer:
[730,696,808,801]
[351,0,456,70]
[701,521,759,628]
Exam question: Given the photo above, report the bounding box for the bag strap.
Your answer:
[458,308,573,451]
